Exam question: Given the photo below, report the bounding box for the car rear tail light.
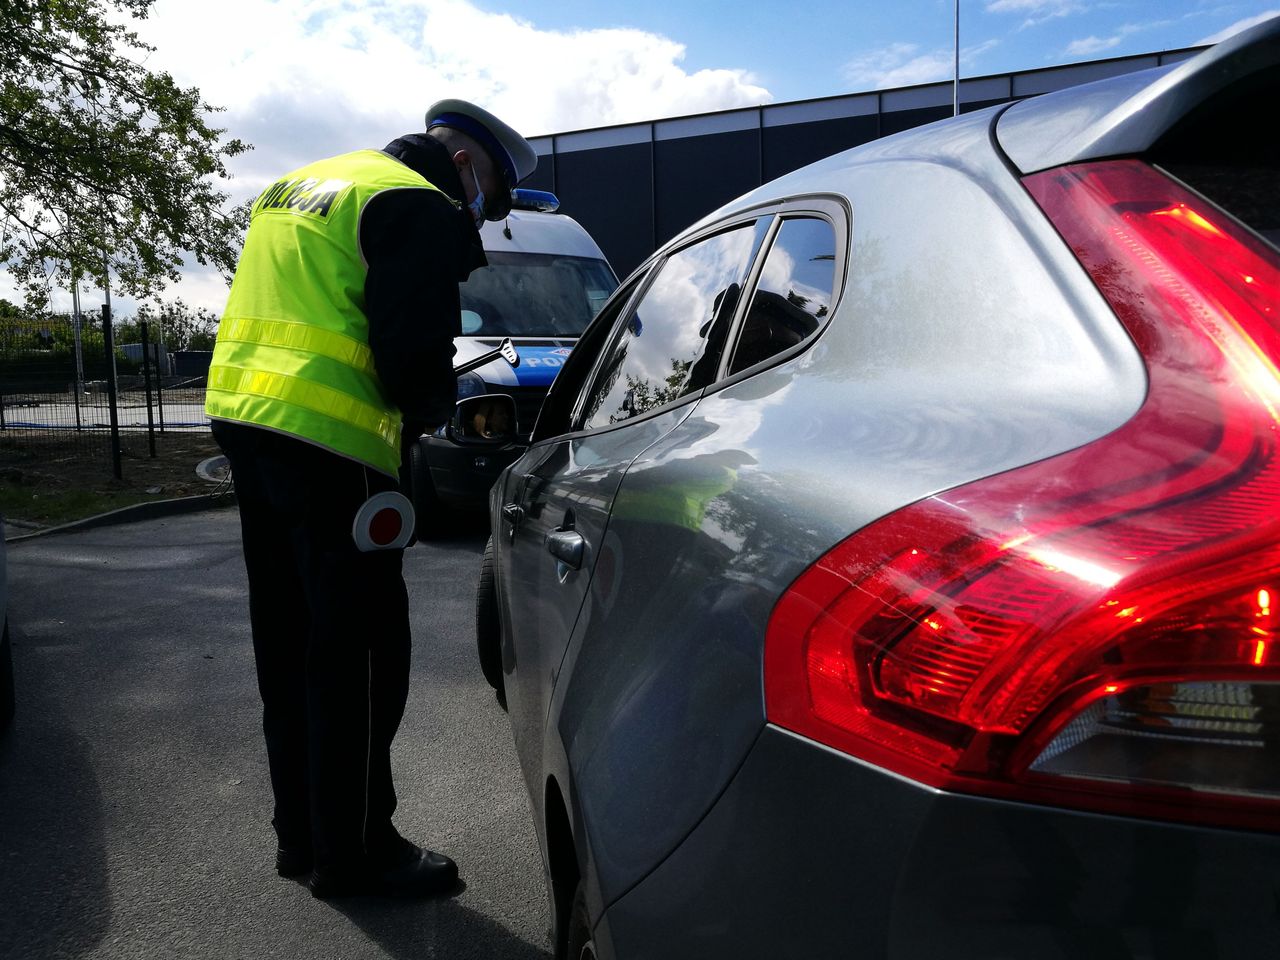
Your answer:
[1030,681,1280,799]
[764,159,1280,831]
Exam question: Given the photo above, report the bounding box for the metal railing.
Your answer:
[0,308,209,480]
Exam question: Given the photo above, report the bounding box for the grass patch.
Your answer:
[0,484,177,528]
[0,431,227,529]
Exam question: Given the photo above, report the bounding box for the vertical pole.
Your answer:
[101,303,123,480]
[0,306,7,430]
[954,0,961,117]
[155,309,166,432]
[71,278,86,393]
[71,277,84,430]
[140,318,157,457]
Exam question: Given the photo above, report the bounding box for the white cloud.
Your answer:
[137,0,770,189]
[842,39,999,90]
[1065,34,1122,56]
[1197,10,1280,44]
[985,0,1084,12]
[72,0,773,315]
[985,0,1089,28]
[1064,20,1163,58]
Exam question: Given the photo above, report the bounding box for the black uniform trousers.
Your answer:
[212,419,411,870]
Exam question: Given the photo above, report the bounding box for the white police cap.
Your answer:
[425,99,537,191]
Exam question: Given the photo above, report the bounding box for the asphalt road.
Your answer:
[0,508,551,960]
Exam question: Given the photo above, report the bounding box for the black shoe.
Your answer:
[309,845,459,900]
[276,845,313,877]
[376,847,459,898]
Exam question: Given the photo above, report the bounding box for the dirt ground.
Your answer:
[0,430,227,530]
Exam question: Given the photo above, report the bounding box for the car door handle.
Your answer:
[502,503,524,525]
[546,529,585,570]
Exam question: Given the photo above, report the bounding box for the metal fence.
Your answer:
[0,307,210,480]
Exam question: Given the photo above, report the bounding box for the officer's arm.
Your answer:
[361,188,464,434]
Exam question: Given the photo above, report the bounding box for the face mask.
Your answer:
[468,164,486,228]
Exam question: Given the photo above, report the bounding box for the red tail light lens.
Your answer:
[764,160,1280,831]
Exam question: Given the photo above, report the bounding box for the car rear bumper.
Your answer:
[599,725,1280,959]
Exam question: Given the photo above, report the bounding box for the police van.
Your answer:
[409,190,618,536]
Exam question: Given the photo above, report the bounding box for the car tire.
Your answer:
[408,438,448,541]
[564,880,597,960]
[1,619,14,735]
[476,537,506,710]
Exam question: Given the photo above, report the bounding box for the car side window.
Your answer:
[728,217,836,375]
[532,272,647,443]
[579,223,760,432]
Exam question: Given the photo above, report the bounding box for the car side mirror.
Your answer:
[449,394,517,445]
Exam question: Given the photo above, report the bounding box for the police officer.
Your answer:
[206,101,535,899]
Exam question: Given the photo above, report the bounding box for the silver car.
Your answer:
[473,17,1280,959]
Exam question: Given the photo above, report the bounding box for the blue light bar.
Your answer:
[510,188,560,213]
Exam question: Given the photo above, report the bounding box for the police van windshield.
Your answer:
[459,252,618,339]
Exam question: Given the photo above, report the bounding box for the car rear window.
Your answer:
[728,217,836,375]
[459,252,618,339]
[1151,65,1280,249]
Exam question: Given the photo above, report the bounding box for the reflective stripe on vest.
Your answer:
[206,366,399,450]
[216,317,377,375]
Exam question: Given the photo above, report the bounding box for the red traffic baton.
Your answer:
[352,491,416,551]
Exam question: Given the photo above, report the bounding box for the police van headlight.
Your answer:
[456,372,487,400]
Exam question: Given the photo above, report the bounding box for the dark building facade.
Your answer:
[521,46,1204,279]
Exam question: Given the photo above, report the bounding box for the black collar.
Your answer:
[382,133,468,206]
[381,133,486,271]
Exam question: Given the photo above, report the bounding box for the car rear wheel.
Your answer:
[476,537,506,710]
[564,880,596,960]
[408,438,448,541]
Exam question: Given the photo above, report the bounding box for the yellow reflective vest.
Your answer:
[205,150,454,476]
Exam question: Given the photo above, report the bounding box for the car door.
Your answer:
[550,206,848,905]
[497,218,770,794]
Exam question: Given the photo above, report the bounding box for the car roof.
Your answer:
[670,14,1278,249]
[480,209,609,261]
[996,13,1280,174]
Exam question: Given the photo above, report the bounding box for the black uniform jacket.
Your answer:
[361,133,488,435]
